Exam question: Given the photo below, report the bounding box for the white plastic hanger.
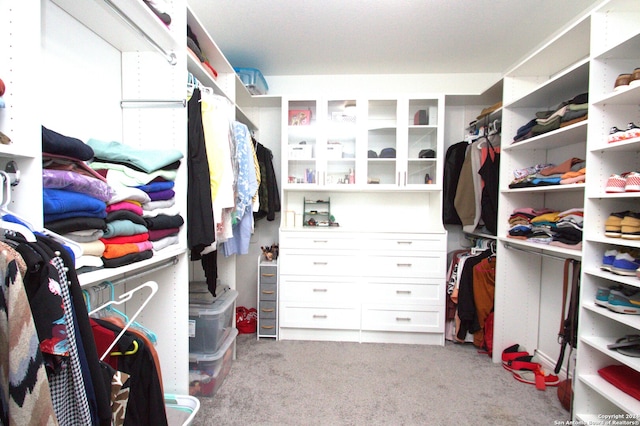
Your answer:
[89,280,159,360]
[40,228,84,259]
[0,170,36,242]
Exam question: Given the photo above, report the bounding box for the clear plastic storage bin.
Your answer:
[189,328,238,397]
[234,67,269,95]
[189,289,238,354]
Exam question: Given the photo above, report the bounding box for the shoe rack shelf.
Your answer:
[575,0,640,421]
[493,8,591,381]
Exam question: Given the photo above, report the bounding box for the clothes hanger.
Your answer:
[39,228,84,260]
[89,280,159,361]
[0,170,36,242]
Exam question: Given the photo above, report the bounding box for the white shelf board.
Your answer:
[51,0,179,56]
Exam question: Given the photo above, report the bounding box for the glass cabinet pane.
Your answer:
[367,100,397,185]
[287,100,317,184]
[407,99,438,186]
[326,99,357,185]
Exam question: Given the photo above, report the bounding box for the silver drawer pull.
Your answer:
[397,263,412,267]
[397,241,413,245]
[261,325,275,329]
[262,273,275,277]
[313,261,328,265]
[396,290,411,295]
[313,314,328,319]
[313,288,328,292]
[261,308,275,313]
[313,240,328,243]
[262,290,275,295]
[396,317,411,322]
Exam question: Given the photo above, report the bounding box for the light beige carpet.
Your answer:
[191,334,570,426]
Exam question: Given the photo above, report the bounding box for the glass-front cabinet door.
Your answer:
[366,99,399,188]
[284,98,360,188]
[324,99,358,187]
[285,99,318,187]
[405,98,439,187]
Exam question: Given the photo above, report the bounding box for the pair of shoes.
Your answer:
[615,73,633,91]
[501,345,559,390]
[609,251,640,276]
[613,68,640,91]
[600,249,640,273]
[604,173,640,192]
[501,343,529,369]
[608,288,640,314]
[608,334,640,357]
[596,286,640,314]
[605,211,640,239]
[605,211,632,237]
[621,213,640,239]
[607,123,640,143]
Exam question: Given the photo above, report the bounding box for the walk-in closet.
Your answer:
[3,0,640,424]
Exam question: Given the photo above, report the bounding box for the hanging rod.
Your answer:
[503,242,581,262]
[107,256,179,287]
[120,99,187,108]
[102,0,177,65]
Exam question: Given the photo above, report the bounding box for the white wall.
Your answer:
[266,72,502,97]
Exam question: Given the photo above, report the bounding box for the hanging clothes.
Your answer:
[253,139,281,222]
[478,137,501,235]
[187,88,218,297]
[186,88,215,258]
[7,234,113,425]
[442,141,467,225]
[0,242,58,426]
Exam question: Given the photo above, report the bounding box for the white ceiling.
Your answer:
[188,0,600,77]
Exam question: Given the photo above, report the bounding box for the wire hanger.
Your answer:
[89,280,159,361]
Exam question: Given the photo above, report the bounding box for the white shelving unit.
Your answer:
[278,95,447,344]
[494,10,591,374]
[575,0,640,419]
[2,0,191,395]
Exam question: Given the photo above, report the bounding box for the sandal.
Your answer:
[607,334,640,357]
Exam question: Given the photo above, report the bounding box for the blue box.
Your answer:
[234,67,269,95]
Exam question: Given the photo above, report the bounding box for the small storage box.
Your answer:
[189,289,238,354]
[288,144,313,159]
[189,328,238,397]
[234,67,268,95]
[289,109,312,126]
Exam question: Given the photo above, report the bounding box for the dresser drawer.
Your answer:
[279,276,359,303]
[362,253,446,278]
[280,305,360,329]
[259,283,277,301]
[363,279,444,305]
[280,252,357,276]
[363,233,447,252]
[258,301,277,319]
[259,266,277,284]
[361,304,444,333]
[280,231,358,250]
